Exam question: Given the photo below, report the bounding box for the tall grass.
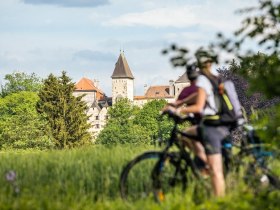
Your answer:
[0,145,279,210]
[0,146,149,196]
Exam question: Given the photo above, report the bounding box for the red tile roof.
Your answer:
[145,86,173,98]
[75,77,104,100]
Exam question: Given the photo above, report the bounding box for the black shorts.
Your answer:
[198,124,230,155]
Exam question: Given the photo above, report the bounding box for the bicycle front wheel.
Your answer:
[119,151,184,202]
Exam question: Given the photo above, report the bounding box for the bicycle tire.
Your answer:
[243,163,280,192]
[232,147,280,192]
[152,151,211,204]
[119,151,186,202]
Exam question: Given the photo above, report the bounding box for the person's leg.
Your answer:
[207,153,225,197]
[183,126,207,164]
[202,125,230,197]
[193,140,207,164]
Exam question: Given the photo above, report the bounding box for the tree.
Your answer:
[1,72,42,97]
[218,61,279,115]
[96,122,150,145]
[213,0,280,100]
[107,98,140,126]
[163,0,280,99]
[214,0,280,57]
[134,99,173,142]
[37,71,92,149]
[96,98,150,145]
[0,91,53,149]
[162,0,280,147]
[96,98,174,145]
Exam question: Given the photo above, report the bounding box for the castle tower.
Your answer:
[174,72,190,98]
[111,52,134,104]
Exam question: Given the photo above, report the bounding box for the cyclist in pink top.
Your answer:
[169,65,199,109]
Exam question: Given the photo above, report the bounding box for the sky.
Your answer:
[0,0,257,96]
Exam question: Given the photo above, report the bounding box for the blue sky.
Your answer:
[0,0,256,96]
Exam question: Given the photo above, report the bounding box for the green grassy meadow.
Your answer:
[0,145,279,210]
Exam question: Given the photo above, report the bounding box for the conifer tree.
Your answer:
[37,71,92,149]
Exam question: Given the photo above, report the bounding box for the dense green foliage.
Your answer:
[237,53,280,99]
[107,98,140,124]
[37,71,92,149]
[96,122,150,145]
[251,104,280,148]
[0,72,42,98]
[96,98,149,145]
[134,99,173,141]
[0,146,279,210]
[0,91,53,149]
[96,98,172,145]
[229,53,280,147]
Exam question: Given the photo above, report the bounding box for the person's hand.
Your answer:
[162,105,178,115]
[167,102,177,107]
[161,104,176,113]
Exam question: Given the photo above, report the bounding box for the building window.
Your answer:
[96,124,100,129]
[105,115,109,120]
[95,116,99,120]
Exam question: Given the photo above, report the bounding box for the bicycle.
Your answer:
[225,124,280,192]
[119,110,280,202]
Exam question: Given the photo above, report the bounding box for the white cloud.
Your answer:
[104,0,256,32]
[21,0,109,7]
[105,6,196,28]
[0,0,261,95]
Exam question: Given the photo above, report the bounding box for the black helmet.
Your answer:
[186,64,199,81]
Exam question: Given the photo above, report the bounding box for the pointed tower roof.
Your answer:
[175,72,190,83]
[111,53,134,79]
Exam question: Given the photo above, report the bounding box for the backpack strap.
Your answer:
[200,73,221,113]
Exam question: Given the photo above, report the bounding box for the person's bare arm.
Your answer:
[168,92,198,108]
[176,92,198,107]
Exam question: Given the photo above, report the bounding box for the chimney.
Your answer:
[169,80,174,96]
[94,79,99,89]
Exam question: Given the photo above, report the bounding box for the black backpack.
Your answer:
[202,75,243,127]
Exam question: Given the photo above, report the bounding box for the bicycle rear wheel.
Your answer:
[234,147,280,192]
[119,151,185,202]
[241,163,280,192]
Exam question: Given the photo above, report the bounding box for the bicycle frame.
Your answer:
[157,112,202,179]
